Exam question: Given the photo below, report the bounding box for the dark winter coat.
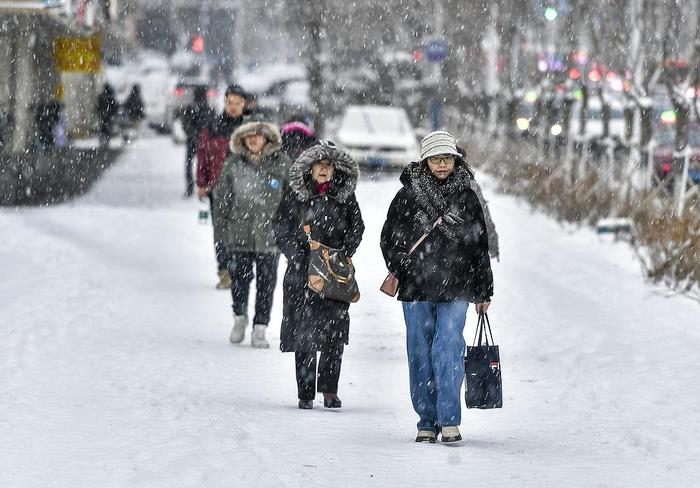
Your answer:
[97,85,118,128]
[273,142,364,352]
[196,112,245,190]
[213,121,292,253]
[122,87,145,123]
[281,122,317,162]
[380,161,493,303]
[182,100,214,145]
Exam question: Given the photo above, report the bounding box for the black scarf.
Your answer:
[409,163,472,240]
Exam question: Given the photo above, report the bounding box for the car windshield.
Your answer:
[341,108,410,135]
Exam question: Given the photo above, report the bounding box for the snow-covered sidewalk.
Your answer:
[1,135,698,487]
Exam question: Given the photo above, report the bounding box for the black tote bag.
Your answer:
[465,312,503,409]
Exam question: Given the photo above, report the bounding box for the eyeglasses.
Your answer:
[428,155,455,166]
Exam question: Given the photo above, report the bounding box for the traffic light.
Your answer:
[192,35,205,53]
[544,6,558,21]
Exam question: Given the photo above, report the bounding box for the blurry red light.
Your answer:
[175,87,185,97]
[662,163,672,174]
[588,70,602,82]
[206,89,218,98]
[569,67,581,80]
[192,35,205,53]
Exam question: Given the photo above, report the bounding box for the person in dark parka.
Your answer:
[281,120,317,161]
[273,140,364,410]
[197,84,247,288]
[380,130,495,444]
[122,84,145,124]
[181,85,214,198]
[96,83,118,145]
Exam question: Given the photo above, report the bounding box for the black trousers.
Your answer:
[185,139,197,194]
[230,251,280,325]
[207,192,230,272]
[295,342,344,401]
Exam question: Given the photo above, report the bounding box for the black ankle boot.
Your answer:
[298,399,313,409]
[323,394,342,408]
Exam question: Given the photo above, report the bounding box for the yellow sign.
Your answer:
[54,35,101,73]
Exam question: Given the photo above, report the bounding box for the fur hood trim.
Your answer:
[230,121,282,157]
[289,142,359,203]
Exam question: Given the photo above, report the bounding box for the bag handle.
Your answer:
[407,217,443,256]
[472,312,495,347]
[322,248,353,283]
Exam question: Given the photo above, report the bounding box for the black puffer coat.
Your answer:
[380,160,493,303]
[273,143,364,352]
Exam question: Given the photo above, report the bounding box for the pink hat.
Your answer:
[281,121,314,138]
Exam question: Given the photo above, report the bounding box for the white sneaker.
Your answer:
[441,426,462,443]
[251,324,270,349]
[229,315,248,344]
[415,430,436,443]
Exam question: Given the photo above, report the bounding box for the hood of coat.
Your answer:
[229,121,282,158]
[289,142,359,203]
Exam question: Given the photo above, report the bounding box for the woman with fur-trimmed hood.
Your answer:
[273,140,364,410]
[213,120,292,349]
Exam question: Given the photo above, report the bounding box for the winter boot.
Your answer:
[298,399,313,409]
[229,315,248,344]
[415,430,437,443]
[323,393,342,408]
[216,270,232,289]
[440,426,462,443]
[251,324,270,348]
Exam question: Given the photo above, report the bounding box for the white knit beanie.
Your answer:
[420,130,463,161]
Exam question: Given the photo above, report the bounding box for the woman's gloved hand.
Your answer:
[443,211,465,226]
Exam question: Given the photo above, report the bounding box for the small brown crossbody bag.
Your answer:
[380,216,443,297]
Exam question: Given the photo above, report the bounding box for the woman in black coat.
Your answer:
[273,140,364,409]
[380,130,494,443]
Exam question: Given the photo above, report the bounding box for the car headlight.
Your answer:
[516,118,530,131]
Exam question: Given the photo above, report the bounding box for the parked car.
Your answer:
[257,79,312,122]
[653,124,700,187]
[334,105,420,168]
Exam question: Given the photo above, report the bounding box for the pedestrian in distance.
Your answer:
[96,83,118,147]
[280,120,318,162]
[380,130,497,443]
[273,140,364,409]
[213,120,292,348]
[196,84,248,289]
[34,98,61,151]
[182,86,214,198]
[121,84,145,144]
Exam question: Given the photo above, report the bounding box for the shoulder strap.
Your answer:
[407,216,443,255]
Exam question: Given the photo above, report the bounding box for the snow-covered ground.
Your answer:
[1,135,698,487]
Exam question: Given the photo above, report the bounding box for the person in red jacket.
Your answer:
[196,84,247,289]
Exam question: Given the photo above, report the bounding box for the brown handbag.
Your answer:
[305,225,360,303]
[380,217,443,297]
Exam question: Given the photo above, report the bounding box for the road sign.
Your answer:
[424,38,449,64]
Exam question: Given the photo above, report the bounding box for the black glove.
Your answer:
[443,211,465,226]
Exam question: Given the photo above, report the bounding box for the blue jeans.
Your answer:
[402,300,468,433]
